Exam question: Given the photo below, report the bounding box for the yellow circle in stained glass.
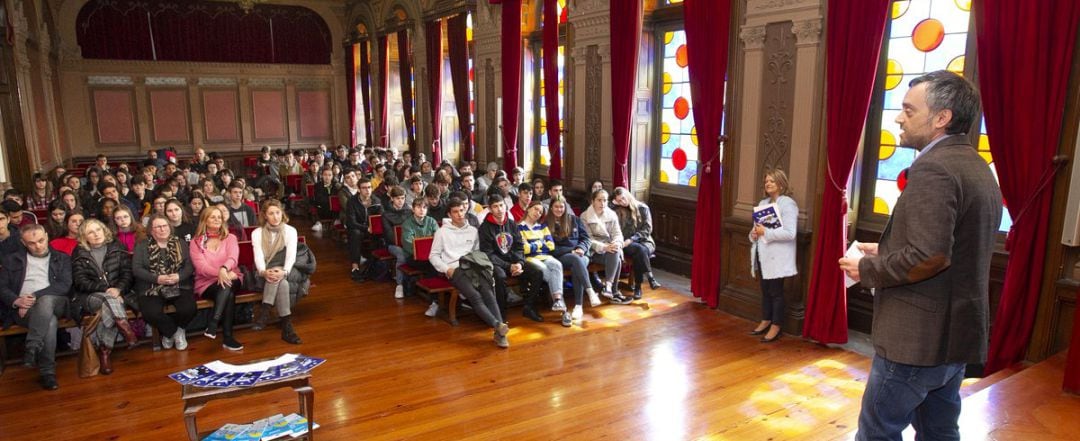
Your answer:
[892,1,910,19]
[885,59,904,90]
[978,134,990,151]
[912,19,946,52]
[663,72,673,94]
[661,122,671,144]
[873,197,891,215]
[691,126,698,146]
[659,170,670,183]
[947,55,965,76]
[880,130,897,160]
[665,32,675,44]
[954,0,972,12]
[689,175,697,187]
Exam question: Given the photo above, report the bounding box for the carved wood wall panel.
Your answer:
[0,21,33,191]
[649,194,697,276]
[758,21,795,181]
[585,45,601,187]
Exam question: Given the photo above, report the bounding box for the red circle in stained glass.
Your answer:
[672,148,688,171]
[674,97,690,120]
[897,168,908,191]
[676,44,689,68]
[912,19,945,52]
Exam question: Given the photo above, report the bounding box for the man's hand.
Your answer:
[446,267,456,279]
[510,263,524,276]
[838,256,862,283]
[13,294,35,310]
[106,288,121,298]
[573,248,585,256]
[858,242,879,256]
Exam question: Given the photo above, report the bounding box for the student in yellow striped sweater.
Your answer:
[518,201,567,321]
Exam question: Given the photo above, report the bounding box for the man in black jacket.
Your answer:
[0,224,72,390]
[478,195,544,322]
[345,178,383,281]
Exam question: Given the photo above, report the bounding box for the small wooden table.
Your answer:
[181,373,314,440]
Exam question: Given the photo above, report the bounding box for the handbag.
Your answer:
[78,312,102,378]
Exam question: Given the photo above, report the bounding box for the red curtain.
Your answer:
[542,0,563,179]
[610,1,642,189]
[426,19,444,165]
[359,40,374,146]
[801,0,891,344]
[447,13,473,162]
[346,43,357,147]
[76,0,330,64]
[377,35,390,147]
[977,0,1080,374]
[398,30,418,156]
[500,0,522,172]
[683,0,729,308]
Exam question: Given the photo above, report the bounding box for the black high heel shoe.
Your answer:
[760,327,782,343]
[748,322,771,335]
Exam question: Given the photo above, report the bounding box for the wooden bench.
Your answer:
[1,310,140,372]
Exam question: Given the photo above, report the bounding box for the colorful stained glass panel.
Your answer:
[659,29,696,186]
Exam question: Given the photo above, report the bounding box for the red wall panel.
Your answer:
[201,90,240,142]
[298,90,330,140]
[252,90,286,141]
[149,89,190,143]
[93,89,137,145]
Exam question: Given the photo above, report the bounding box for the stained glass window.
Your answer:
[659,29,698,187]
[665,0,684,4]
[871,0,1010,231]
[537,0,567,168]
[438,13,475,164]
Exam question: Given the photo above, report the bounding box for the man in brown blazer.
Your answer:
[840,70,1003,441]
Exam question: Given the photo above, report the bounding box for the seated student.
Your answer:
[402,197,440,310]
[164,199,195,243]
[611,187,660,300]
[134,215,195,351]
[101,182,135,216]
[188,195,207,221]
[479,194,543,322]
[459,171,484,205]
[541,179,576,215]
[344,177,382,281]
[337,169,359,224]
[312,167,340,221]
[225,182,256,228]
[547,196,597,323]
[518,202,566,316]
[532,178,548,203]
[28,172,55,211]
[403,175,425,208]
[125,175,151,217]
[428,198,510,348]
[49,211,84,256]
[112,205,147,252]
[423,184,448,224]
[2,199,35,229]
[581,189,633,305]
[509,183,533,223]
[190,207,244,351]
[476,161,498,193]
[449,190,481,227]
[71,219,136,375]
[213,202,245,241]
[250,200,302,345]
[0,208,22,255]
[0,224,73,390]
[381,187,411,298]
[43,200,69,241]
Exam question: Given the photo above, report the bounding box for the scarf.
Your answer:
[146,236,183,298]
[261,223,286,266]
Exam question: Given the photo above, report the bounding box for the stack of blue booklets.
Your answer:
[203,413,320,441]
[169,353,325,389]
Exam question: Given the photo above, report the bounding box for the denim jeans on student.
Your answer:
[856,354,966,441]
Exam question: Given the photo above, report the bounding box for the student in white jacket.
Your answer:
[429,198,510,348]
[580,189,632,305]
[748,169,798,343]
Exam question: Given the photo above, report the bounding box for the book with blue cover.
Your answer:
[752,203,783,229]
[171,353,326,389]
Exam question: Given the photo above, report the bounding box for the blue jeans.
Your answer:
[856,354,965,441]
[388,245,407,285]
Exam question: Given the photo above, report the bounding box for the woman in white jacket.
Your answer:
[581,189,633,305]
[748,169,798,343]
[251,199,301,344]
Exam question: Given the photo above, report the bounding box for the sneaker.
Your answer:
[173,328,188,351]
[222,336,244,351]
[551,298,566,312]
[600,284,615,299]
[587,289,602,307]
[161,335,174,350]
[571,305,583,321]
[609,293,634,305]
[424,301,440,317]
[496,322,510,337]
[310,222,323,232]
[561,312,572,327]
[350,267,364,281]
[494,330,509,348]
[39,374,59,391]
[394,284,404,299]
[203,321,218,339]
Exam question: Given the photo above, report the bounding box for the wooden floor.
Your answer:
[0,224,1076,440]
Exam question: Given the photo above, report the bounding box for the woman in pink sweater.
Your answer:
[190,207,244,351]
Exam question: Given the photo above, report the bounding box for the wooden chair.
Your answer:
[410,236,462,325]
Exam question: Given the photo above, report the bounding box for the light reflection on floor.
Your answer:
[645,339,690,441]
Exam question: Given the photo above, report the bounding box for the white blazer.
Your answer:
[749,195,798,280]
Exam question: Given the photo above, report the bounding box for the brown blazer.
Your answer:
[858,135,1003,366]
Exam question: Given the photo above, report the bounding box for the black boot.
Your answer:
[522,305,544,322]
[252,303,269,331]
[280,315,302,345]
[632,284,643,300]
[647,272,662,290]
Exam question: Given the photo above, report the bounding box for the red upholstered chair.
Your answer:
[242,226,257,241]
[411,236,460,325]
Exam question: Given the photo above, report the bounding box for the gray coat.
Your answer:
[858,135,1003,366]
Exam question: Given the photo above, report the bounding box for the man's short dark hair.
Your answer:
[447,197,466,211]
[228,181,245,191]
[1,199,22,214]
[423,184,441,198]
[411,197,427,208]
[549,179,563,189]
[517,183,533,194]
[389,186,405,198]
[909,70,981,135]
[487,194,505,206]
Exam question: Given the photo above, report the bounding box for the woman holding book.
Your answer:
[748,168,798,343]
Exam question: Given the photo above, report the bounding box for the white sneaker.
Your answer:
[424,301,439,317]
[173,328,188,351]
[600,284,615,299]
[310,222,323,232]
[394,284,404,299]
[161,335,174,350]
[571,305,583,321]
[587,289,602,307]
[551,298,566,312]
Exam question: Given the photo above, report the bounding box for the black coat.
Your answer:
[478,214,525,270]
[551,214,592,257]
[71,241,134,313]
[0,247,73,312]
[131,239,194,298]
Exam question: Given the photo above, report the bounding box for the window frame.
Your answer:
[527,18,570,177]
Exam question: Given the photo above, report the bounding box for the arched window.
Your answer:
[525,0,569,173]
